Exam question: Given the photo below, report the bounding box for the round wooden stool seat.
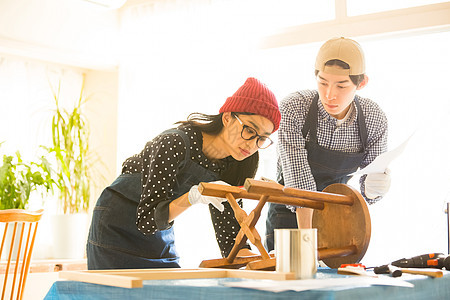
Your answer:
[312,183,371,268]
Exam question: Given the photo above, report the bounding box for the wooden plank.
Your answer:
[59,268,295,288]
[198,182,324,210]
[226,269,295,280]
[59,271,143,288]
[243,179,285,196]
[244,179,353,206]
[200,255,274,269]
[245,258,276,271]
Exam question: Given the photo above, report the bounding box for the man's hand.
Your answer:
[365,169,391,199]
[188,181,229,212]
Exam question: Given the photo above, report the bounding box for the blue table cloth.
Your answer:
[44,269,450,300]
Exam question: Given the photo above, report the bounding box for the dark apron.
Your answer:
[265,93,368,251]
[87,129,219,269]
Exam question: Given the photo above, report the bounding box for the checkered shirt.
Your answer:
[276,90,388,205]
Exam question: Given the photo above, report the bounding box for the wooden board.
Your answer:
[59,268,296,288]
[199,182,324,210]
[312,184,371,268]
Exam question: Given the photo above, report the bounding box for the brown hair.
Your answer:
[315,59,365,86]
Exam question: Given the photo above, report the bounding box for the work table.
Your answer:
[43,267,450,300]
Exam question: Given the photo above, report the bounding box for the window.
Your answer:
[347,0,448,16]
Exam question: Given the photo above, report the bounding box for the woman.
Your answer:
[87,77,281,269]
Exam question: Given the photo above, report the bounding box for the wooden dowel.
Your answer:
[243,179,353,206]
[266,196,324,210]
[318,245,357,259]
[283,187,353,206]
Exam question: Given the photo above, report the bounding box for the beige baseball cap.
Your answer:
[315,37,365,76]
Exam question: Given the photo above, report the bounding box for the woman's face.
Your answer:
[222,112,274,161]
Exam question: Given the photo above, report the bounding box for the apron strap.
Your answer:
[302,93,368,152]
[301,93,319,142]
[354,98,368,151]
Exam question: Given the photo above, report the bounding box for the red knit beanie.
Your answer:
[219,77,281,132]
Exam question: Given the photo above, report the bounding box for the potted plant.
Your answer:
[43,80,97,259]
[46,82,91,214]
[0,146,53,259]
[0,146,53,210]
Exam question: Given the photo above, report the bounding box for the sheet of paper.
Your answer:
[351,133,414,176]
[223,276,414,293]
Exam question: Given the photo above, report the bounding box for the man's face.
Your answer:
[316,67,364,120]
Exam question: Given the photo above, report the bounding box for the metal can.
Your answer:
[275,228,318,279]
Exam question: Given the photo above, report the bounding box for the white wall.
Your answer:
[0,0,120,260]
[0,0,119,69]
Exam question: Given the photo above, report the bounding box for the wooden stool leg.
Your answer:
[224,193,251,263]
[245,195,269,260]
[225,194,268,262]
[226,195,271,268]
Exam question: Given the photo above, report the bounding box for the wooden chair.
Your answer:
[198,179,371,270]
[0,209,43,300]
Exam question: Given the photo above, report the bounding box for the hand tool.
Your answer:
[390,253,450,270]
[372,253,450,278]
[373,264,444,278]
[373,264,402,277]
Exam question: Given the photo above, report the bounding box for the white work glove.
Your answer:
[188,181,229,212]
[364,169,391,199]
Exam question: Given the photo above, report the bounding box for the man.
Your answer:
[265,37,390,251]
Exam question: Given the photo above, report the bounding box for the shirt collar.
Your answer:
[317,97,358,126]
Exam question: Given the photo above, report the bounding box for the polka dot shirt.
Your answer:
[122,124,249,257]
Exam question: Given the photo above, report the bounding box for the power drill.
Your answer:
[374,253,450,275]
[390,253,450,269]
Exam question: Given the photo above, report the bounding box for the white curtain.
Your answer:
[0,56,84,158]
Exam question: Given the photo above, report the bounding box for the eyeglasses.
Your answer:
[232,113,273,149]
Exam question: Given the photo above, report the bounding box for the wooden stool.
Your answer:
[198,179,370,270]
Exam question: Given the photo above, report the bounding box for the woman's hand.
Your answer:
[188,181,230,212]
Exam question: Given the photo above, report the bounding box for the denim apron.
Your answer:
[87,129,219,269]
[265,93,368,251]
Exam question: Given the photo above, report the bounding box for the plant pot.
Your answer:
[49,213,89,259]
